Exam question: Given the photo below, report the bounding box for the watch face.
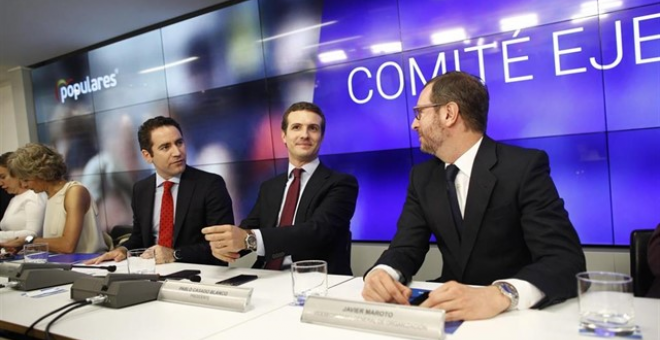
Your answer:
[246,234,257,249]
[25,235,35,244]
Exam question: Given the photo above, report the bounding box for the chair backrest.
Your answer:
[630,229,654,297]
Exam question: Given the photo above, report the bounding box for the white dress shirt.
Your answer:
[252,158,320,266]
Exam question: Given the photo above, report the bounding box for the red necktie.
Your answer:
[265,168,303,270]
[158,181,174,248]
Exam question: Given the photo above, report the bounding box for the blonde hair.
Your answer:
[8,143,67,181]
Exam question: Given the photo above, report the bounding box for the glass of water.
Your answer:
[577,271,636,336]
[291,260,327,306]
[127,248,156,274]
[24,243,49,263]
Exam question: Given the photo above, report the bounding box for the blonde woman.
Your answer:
[0,152,47,242]
[0,144,107,253]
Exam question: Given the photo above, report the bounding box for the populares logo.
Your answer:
[55,69,119,103]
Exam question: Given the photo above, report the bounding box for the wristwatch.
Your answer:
[24,235,35,245]
[173,249,182,262]
[493,282,519,311]
[244,232,257,252]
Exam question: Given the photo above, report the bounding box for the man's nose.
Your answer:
[411,118,419,130]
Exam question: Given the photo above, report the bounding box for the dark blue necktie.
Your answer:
[445,164,463,239]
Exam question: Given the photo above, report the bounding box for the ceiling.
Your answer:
[0,0,231,84]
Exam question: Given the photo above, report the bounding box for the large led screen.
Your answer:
[30,0,660,245]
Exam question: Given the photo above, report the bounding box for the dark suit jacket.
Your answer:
[648,225,660,298]
[122,166,234,265]
[241,163,358,275]
[375,136,586,308]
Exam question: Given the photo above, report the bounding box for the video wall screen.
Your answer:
[30,0,660,245]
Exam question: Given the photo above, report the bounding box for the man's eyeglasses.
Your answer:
[412,103,443,120]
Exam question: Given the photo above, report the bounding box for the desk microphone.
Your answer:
[0,262,91,291]
[71,265,117,272]
[71,273,163,308]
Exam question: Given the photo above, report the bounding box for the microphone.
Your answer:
[71,265,117,272]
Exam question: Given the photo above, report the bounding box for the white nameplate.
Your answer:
[301,296,445,340]
[158,280,252,312]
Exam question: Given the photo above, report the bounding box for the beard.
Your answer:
[418,117,443,155]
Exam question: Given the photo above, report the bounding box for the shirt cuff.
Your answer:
[493,278,545,310]
[252,229,265,256]
[369,264,403,283]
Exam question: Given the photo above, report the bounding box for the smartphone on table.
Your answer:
[216,274,258,286]
[409,288,431,306]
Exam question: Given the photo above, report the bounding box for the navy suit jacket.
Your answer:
[375,136,585,308]
[122,166,234,265]
[241,163,358,275]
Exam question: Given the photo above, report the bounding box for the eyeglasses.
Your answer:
[412,103,443,120]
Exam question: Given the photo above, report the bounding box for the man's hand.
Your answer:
[150,245,176,264]
[362,269,412,305]
[419,281,510,321]
[84,247,128,264]
[202,225,248,263]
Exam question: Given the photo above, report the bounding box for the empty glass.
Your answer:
[577,271,636,336]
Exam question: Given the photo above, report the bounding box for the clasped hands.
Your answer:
[201,224,249,263]
[362,269,511,321]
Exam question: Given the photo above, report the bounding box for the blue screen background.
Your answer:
[30,0,660,245]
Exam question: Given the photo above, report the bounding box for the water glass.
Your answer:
[577,271,636,336]
[127,248,156,274]
[291,260,327,306]
[24,243,49,263]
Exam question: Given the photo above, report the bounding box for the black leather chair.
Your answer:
[630,229,654,297]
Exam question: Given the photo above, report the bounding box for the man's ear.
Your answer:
[445,102,460,125]
[141,149,153,163]
[281,130,287,145]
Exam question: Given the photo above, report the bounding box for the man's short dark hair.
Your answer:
[281,101,326,135]
[138,116,183,155]
[425,71,489,133]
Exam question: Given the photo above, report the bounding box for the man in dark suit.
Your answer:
[362,71,585,321]
[202,102,358,275]
[88,116,234,265]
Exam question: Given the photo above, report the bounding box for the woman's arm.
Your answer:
[35,185,90,253]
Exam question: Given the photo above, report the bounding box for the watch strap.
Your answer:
[493,281,519,311]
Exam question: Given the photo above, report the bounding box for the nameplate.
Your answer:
[158,280,252,312]
[301,296,445,340]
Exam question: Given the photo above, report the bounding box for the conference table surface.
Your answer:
[1,261,659,340]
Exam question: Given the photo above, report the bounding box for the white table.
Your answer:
[0,261,353,340]
[216,278,660,340]
[2,264,659,340]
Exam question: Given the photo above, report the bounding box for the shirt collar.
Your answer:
[288,158,320,178]
[156,174,181,187]
[448,137,484,178]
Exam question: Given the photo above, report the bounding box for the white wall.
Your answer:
[0,84,19,152]
[0,66,37,152]
[231,242,630,279]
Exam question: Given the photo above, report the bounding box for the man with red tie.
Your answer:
[88,116,234,265]
[203,102,358,275]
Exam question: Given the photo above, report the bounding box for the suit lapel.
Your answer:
[295,163,330,224]
[458,137,497,278]
[268,173,288,227]
[142,175,157,246]
[173,168,195,244]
